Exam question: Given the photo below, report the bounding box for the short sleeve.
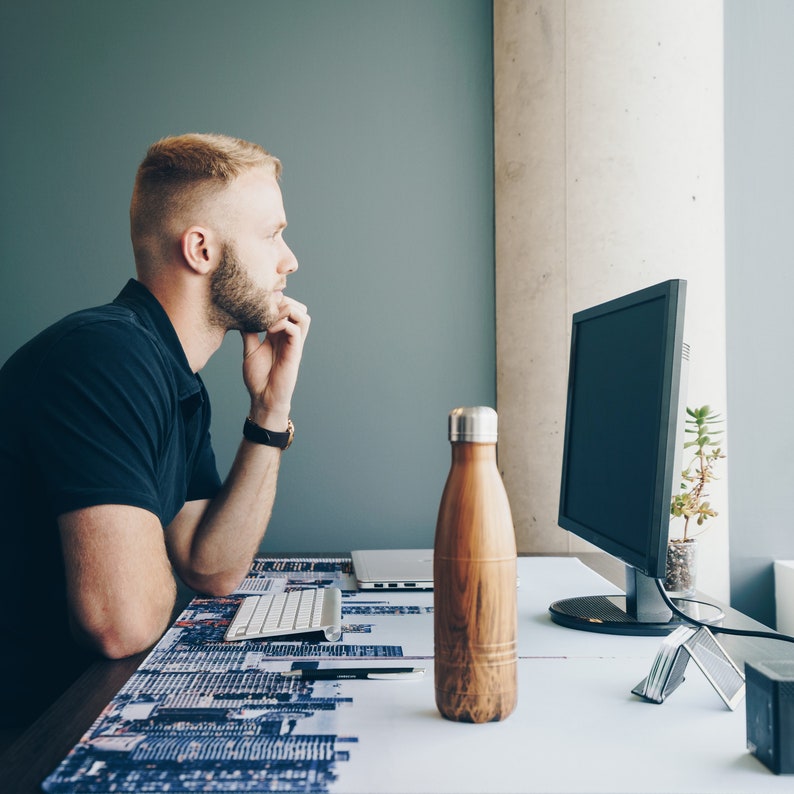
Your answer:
[28,319,181,522]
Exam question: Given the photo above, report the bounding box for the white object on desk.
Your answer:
[351,548,434,589]
[224,587,342,642]
[774,560,794,634]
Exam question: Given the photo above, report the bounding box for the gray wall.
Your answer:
[0,0,495,553]
[725,0,794,627]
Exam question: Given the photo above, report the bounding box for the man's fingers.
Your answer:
[271,300,311,339]
[241,331,265,360]
[278,296,308,316]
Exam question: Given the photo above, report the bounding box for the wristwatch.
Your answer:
[243,417,294,450]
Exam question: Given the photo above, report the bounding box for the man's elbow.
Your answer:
[93,627,161,660]
[180,567,246,597]
[73,613,169,660]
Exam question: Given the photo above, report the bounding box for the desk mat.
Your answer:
[43,556,434,793]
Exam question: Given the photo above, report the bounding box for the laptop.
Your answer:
[351,548,434,590]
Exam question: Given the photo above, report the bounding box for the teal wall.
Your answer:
[0,0,495,553]
[725,0,794,627]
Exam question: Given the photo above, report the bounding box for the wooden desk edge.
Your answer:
[0,592,192,792]
[0,652,146,792]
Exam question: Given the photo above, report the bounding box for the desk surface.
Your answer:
[2,554,792,793]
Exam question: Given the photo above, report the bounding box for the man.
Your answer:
[0,133,310,728]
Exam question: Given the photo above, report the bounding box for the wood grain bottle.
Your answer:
[434,406,518,723]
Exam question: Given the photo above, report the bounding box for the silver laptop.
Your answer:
[351,549,434,590]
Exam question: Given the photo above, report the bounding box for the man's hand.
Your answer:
[241,295,310,429]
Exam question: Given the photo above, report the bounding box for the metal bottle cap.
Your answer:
[448,406,498,443]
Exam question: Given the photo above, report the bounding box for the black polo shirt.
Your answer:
[0,279,222,727]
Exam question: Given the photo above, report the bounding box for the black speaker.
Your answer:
[745,659,794,774]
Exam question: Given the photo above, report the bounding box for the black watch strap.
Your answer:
[243,417,294,450]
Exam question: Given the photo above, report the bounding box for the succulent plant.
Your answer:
[669,406,725,543]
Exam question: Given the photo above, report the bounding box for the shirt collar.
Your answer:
[112,279,204,408]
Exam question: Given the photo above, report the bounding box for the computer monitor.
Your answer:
[549,279,723,635]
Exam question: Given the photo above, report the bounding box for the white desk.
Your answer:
[32,557,794,792]
[326,557,789,794]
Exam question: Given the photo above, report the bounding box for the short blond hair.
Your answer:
[130,133,281,262]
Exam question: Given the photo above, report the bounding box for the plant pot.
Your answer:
[664,538,698,597]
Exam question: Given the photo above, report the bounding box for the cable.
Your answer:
[654,577,794,645]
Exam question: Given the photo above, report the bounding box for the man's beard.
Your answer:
[209,243,279,333]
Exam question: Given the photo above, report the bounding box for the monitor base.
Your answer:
[548,594,725,636]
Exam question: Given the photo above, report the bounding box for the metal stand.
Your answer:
[632,625,745,710]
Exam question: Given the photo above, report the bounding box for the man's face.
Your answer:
[208,169,298,333]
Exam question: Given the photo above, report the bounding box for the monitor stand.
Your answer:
[548,566,725,636]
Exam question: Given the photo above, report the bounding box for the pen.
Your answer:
[281,667,425,681]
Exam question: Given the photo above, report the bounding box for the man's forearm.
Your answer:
[171,296,309,595]
[168,439,283,595]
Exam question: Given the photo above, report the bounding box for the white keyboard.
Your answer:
[224,587,342,642]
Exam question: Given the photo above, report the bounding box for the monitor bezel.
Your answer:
[557,279,687,580]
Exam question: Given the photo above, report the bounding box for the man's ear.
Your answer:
[180,226,218,275]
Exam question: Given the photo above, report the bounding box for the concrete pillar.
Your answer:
[494,0,729,599]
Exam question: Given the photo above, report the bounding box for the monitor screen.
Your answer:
[558,282,683,578]
[549,279,722,635]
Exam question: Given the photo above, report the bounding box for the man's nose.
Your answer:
[281,242,298,274]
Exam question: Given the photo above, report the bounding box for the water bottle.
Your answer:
[434,406,518,723]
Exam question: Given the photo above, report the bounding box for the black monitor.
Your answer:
[549,279,723,635]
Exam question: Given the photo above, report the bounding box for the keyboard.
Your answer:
[224,587,342,642]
